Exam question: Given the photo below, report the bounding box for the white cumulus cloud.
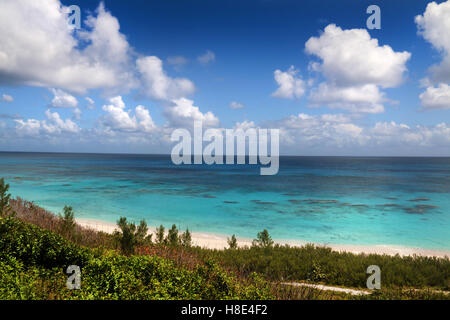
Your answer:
[50,89,78,108]
[267,112,450,154]
[272,66,306,99]
[305,24,410,113]
[15,109,80,136]
[137,56,195,101]
[416,1,450,110]
[309,83,385,113]
[164,98,219,128]
[101,96,157,133]
[0,1,136,94]
[419,83,450,110]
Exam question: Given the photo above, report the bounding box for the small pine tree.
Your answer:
[114,217,151,255]
[59,205,75,234]
[227,234,238,249]
[136,219,151,244]
[252,229,274,248]
[167,224,179,246]
[0,178,12,217]
[155,225,165,245]
[180,228,192,247]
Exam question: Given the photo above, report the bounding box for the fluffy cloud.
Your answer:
[267,112,450,154]
[230,101,245,109]
[269,113,367,147]
[305,24,410,113]
[137,56,195,101]
[416,1,450,109]
[272,66,306,99]
[416,0,450,82]
[305,25,410,87]
[309,83,385,113]
[50,89,78,108]
[15,110,79,136]
[0,1,135,94]
[197,50,216,65]
[419,83,450,110]
[101,96,157,133]
[164,98,219,128]
[1,94,13,102]
[0,0,192,101]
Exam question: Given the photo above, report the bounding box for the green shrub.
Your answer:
[252,229,274,248]
[180,228,192,247]
[0,217,93,269]
[114,217,152,255]
[0,217,272,300]
[0,178,13,217]
[155,225,165,245]
[227,234,238,249]
[59,205,75,235]
[193,243,450,289]
[167,224,179,246]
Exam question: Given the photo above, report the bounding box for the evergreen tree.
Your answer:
[167,224,179,246]
[59,205,75,235]
[227,234,238,249]
[155,224,165,245]
[114,217,151,255]
[252,229,274,248]
[0,178,12,217]
[181,228,192,247]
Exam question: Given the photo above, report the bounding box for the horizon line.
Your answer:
[1,150,450,158]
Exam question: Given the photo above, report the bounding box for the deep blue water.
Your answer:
[1,152,449,250]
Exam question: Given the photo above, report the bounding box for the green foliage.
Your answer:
[252,229,274,248]
[114,217,152,255]
[193,243,450,290]
[59,205,75,235]
[0,216,272,300]
[227,234,238,249]
[0,178,13,217]
[180,228,192,247]
[167,224,179,246]
[155,225,165,245]
[2,198,449,300]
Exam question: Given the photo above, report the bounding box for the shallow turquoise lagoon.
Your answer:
[1,152,449,250]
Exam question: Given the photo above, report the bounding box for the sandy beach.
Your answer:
[76,218,450,258]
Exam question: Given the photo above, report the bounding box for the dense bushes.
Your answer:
[0,217,272,300]
[193,244,450,290]
[2,184,449,299]
[0,217,93,269]
[10,197,115,249]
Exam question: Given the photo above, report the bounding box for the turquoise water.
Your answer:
[1,152,449,250]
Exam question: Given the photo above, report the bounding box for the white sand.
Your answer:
[75,218,450,258]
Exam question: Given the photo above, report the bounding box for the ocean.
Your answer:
[0,152,449,250]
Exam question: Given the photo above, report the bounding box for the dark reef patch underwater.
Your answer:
[0,153,449,251]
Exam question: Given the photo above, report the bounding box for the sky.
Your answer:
[0,0,449,156]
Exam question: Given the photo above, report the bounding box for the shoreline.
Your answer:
[76,218,450,258]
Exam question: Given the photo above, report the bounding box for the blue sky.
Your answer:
[0,0,449,155]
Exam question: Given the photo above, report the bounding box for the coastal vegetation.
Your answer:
[0,179,449,300]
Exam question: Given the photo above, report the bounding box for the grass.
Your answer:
[191,244,450,289]
[2,194,450,300]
